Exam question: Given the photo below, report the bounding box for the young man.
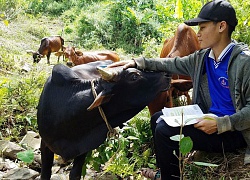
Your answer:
[109,0,249,179]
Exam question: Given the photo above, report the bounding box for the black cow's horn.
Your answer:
[97,66,124,81]
[97,67,115,81]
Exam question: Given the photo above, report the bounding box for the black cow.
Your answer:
[37,60,171,179]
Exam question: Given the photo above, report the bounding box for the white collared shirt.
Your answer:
[209,42,235,69]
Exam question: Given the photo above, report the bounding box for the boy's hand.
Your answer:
[107,60,136,69]
[194,116,217,134]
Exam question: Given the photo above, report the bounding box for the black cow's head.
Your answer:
[88,66,171,111]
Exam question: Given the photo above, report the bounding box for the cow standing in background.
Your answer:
[148,23,200,116]
[30,36,64,64]
[64,46,120,67]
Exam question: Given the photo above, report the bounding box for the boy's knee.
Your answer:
[151,111,163,122]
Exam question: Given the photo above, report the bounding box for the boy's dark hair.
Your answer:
[213,21,235,37]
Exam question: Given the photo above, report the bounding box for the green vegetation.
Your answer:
[0,0,250,179]
[17,150,35,164]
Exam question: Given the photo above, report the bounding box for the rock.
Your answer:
[0,171,4,179]
[19,131,41,150]
[35,173,69,180]
[0,157,18,170]
[52,166,61,174]
[33,154,41,165]
[0,140,25,160]
[2,167,39,179]
[51,174,68,180]
[21,63,32,72]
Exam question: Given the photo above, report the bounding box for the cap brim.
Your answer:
[184,17,210,26]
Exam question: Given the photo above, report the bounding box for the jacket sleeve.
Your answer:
[216,52,250,134]
[133,52,199,76]
[215,50,250,165]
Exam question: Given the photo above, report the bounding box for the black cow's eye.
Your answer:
[125,71,141,81]
[130,73,140,81]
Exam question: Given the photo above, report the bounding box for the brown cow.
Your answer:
[31,36,64,64]
[64,46,120,66]
[148,23,200,116]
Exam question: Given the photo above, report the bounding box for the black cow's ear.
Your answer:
[87,80,115,110]
[87,92,113,110]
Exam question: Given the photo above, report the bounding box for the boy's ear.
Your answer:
[219,21,227,32]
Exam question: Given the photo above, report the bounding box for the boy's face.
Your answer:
[197,21,221,49]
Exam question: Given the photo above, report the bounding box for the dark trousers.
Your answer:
[151,111,247,180]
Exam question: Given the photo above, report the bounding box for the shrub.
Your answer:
[106,1,162,54]
[231,0,250,44]
[0,64,49,141]
[82,108,156,178]
[0,0,27,21]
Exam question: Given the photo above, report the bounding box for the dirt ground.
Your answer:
[188,148,250,179]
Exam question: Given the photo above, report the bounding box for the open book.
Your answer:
[159,104,217,127]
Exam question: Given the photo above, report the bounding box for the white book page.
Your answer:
[159,104,217,127]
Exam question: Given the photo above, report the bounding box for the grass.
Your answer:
[1,13,250,180]
[185,149,250,179]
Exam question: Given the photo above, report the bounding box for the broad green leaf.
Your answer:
[148,163,155,169]
[17,150,34,164]
[194,161,219,167]
[180,137,193,155]
[170,134,184,141]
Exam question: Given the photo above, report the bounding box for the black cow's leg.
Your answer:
[69,153,87,180]
[40,140,54,180]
